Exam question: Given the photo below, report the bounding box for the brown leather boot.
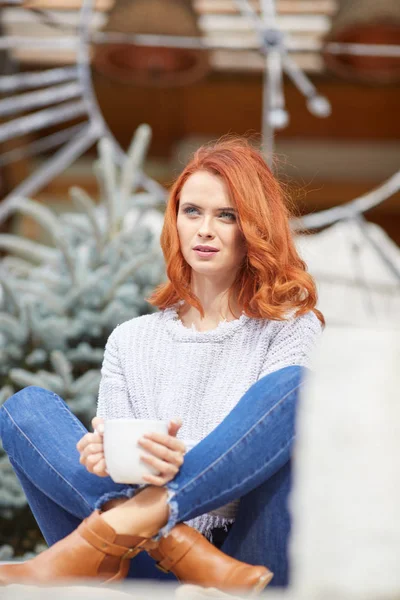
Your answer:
[146,523,274,593]
[0,511,272,593]
[0,510,149,585]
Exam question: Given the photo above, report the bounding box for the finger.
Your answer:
[141,453,179,476]
[81,451,104,466]
[76,436,90,453]
[79,440,103,459]
[76,432,91,452]
[168,419,182,438]
[93,458,108,475]
[81,433,103,452]
[80,446,104,462]
[92,416,105,434]
[79,449,103,463]
[77,431,102,452]
[139,438,184,465]
[142,473,168,486]
[142,432,186,454]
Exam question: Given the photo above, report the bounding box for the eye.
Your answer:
[182,207,236,221]
[183,206,198,215]
[220,211,236,221]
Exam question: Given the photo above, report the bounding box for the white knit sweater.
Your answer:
[97,301,323,539]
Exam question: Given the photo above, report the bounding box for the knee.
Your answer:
[1,386,57,420]
[272,364,306,383]
[0,386,57,449]
[257,365,306,393]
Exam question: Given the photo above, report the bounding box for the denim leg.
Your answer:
[0,386,138,525]
[0,386,176,581]
[221,461,292,587]
[158,366,305,544]
[0,368,303,581]
[7,457,83,546]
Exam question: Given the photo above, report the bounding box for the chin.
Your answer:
[193,264,218,271]
[191,263,220,274]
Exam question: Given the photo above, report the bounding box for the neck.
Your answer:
[180,272,242,323]
[180,299,241,324]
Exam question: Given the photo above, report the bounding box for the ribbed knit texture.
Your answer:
[97,300,323,539]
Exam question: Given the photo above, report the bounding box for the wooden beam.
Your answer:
[199,14,331,34]
[194,0,337,16]
[11,47,324,72]
[5,7,331,34]
[202,33,323,50]
[22,0,113,9]
[21,0,337,16]
[3,7,106,26]
[11,49,78,63]
[211,49,323,72]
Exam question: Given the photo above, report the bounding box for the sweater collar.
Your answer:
[162,301,252,343]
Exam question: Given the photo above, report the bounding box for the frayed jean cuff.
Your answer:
[95,486,138,511]
[152,483,179,541]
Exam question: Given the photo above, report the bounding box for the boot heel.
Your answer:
[252,570,274,594]
[146,523,274,593]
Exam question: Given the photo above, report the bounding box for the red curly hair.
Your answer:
[146,136,324,325]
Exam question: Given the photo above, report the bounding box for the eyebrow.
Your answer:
[180,202,237,212]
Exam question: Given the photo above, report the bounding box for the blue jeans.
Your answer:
[0,365,305,587]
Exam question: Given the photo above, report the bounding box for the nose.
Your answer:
[198,231,214,239]
[197,217,215,239]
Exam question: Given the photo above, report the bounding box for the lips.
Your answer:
[193,246,219,252]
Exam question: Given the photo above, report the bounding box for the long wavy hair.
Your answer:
[146,136,324,325]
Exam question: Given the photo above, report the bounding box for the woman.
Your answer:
[0,137,324,592]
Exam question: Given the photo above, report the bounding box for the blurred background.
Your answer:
[0,0,399,242]
[0,0,399,567]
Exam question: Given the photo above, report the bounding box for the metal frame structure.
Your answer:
[0,0,398,261]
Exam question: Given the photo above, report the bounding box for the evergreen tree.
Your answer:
[0,126,166,556]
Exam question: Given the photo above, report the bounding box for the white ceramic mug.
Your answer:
[103,418,169,484]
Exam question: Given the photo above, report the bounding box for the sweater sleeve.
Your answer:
[258,311,323,379]
[96,326,130,420]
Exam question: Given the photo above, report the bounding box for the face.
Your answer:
[176,170,247,279]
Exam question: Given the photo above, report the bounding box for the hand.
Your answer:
[138,419,186,486]
[76,416,108,477]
